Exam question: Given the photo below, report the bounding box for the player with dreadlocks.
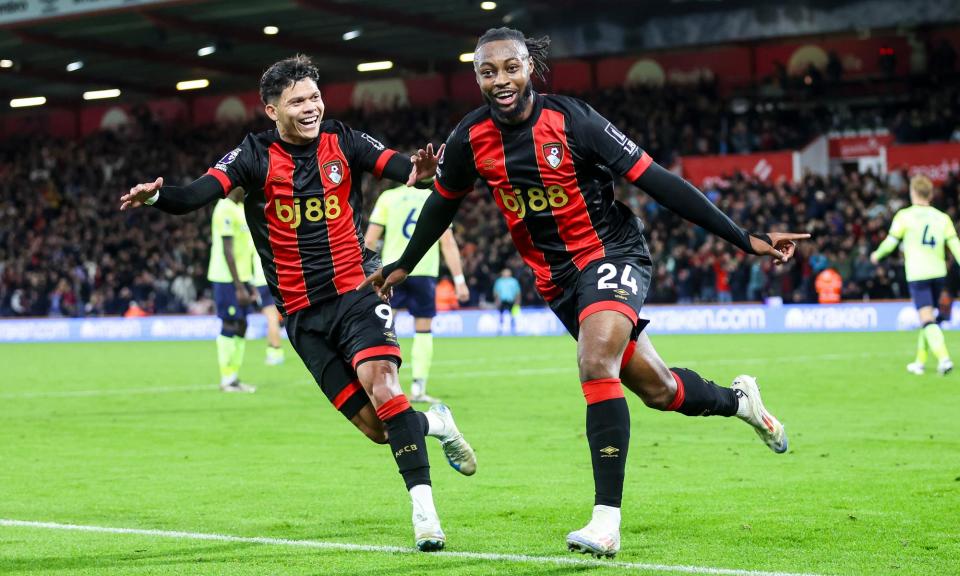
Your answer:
[363,28,809,557]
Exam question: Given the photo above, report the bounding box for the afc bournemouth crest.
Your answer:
[542,142,563,169]
[322,160,344,185]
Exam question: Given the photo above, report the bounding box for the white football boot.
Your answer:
[906,361,925,375]
[938,359,953,376]
[732,375,787,453]
[428,403,476,476]
[413,514,446,552]
[566,506,621,558]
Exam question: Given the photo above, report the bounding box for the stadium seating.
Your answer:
[1,82,959,317]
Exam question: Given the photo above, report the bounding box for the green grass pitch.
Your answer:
[1,332,958,575]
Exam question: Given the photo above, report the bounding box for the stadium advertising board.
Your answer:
[595,47,754,90]
[753,36,911,79]
[679,151,797,188]
[828,134,894,159]
[0,302,947,343]
[885,142,960,184]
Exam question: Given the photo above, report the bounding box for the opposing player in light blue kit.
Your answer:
[872,175,960,375]
[366,184,469,403]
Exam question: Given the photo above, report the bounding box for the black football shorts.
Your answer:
[285,288,402,419]
[549,254,652,341]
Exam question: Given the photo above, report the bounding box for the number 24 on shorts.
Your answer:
[597,263,639,295]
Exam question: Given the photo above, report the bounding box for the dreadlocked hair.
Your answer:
[476,27,551,81]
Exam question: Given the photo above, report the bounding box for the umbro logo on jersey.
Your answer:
[479,158,496,172]
[269,175,288,183]
[542,142,563,169]
[323,160,344,185]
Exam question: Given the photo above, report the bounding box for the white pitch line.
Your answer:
[0,519,825,576]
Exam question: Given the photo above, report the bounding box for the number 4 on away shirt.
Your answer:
[887,205,959,281]
[434,93,653,301]
[205,122,413,316]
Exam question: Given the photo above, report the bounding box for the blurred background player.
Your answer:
[365,184,470,403]
[251,229,285,366]
[871,175,960,375]
[208,187,256,393]
[493,268,521,335]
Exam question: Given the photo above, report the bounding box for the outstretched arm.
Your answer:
[120,175,223,215]
[636,162,751,252]
[360,190,464,299]
[635,162,807,262]
[564,99,806,262]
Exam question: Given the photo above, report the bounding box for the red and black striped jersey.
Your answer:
[434,93,653,301]
[206,121,411,316]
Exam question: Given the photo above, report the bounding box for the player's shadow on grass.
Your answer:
[328,558,601,575]
[3,543,616,574]
[46,403,287,420]
[0,542,266,572]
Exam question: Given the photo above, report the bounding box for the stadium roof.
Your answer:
[0,0,895,107]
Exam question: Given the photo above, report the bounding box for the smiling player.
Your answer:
[363,28,808,558]
[120,55,476,552]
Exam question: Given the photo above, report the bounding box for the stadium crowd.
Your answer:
[2,80,959,317]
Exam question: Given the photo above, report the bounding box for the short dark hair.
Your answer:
[259,55,320,105]
[476,27,551,81]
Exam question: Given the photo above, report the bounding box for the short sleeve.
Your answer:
[888,212,906,239]
[369,191,389,226]
[207,134,259,194]
[341,124,398,180]
[567,99,652,182]
[434,122,478,200]
[212,203,234,238]
[944,213,958,240]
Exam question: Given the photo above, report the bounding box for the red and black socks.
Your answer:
[582,378,630,507]
[377,396,431,489]
[667,367,738,417]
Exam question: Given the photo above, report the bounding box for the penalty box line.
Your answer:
[0,519,826,576]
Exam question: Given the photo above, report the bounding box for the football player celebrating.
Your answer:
[363,28,808,558]
[121,55,476,552]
